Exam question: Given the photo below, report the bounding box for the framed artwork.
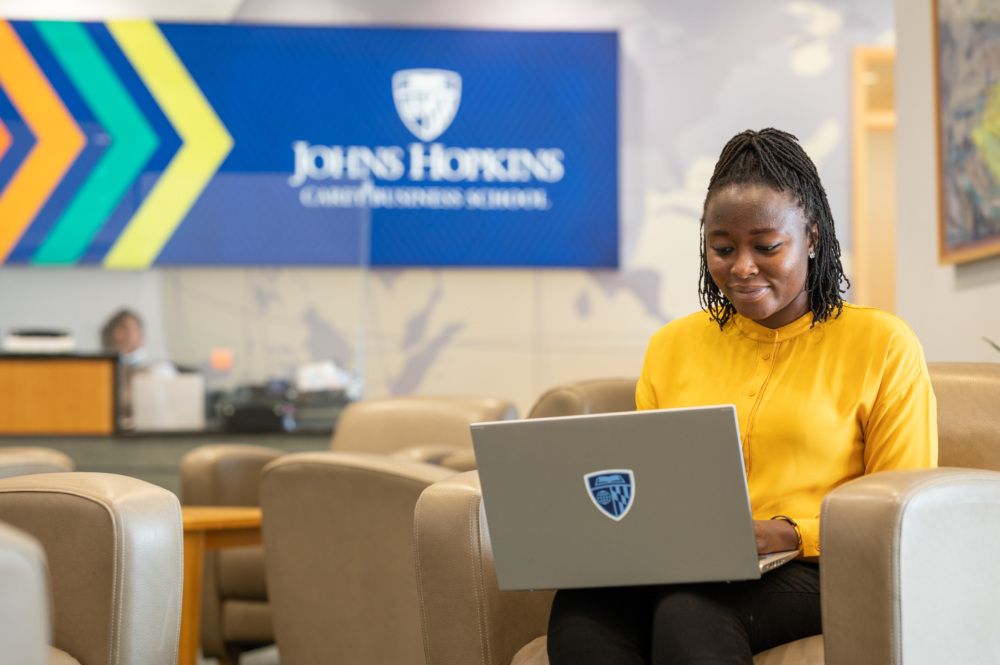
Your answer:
[933,0,1000,264]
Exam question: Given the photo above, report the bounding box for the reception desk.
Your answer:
[0,354,118,435]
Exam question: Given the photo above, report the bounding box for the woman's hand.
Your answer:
[753,519,799,554]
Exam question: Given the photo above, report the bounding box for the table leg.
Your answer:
[180,530,206,665]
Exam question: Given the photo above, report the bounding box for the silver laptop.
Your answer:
[471,405,798,591]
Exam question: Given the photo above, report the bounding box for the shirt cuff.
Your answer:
[797,518,820,559]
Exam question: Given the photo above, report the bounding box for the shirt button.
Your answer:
[763,353,771,360]
[748,389,756,396]
[767,331,776,338]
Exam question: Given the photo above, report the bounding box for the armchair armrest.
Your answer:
[438,448,477,472]
[821,467,1000,665]
[393,444,466,464]
[0,521,49,665]
[415,471,554,665]
[391,445,478,472]
[0,472,182,665]
[180,444,284,506]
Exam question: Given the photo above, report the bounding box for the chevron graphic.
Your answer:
[0,20,86,264]
[32,21,160,265]
[103,20,233,269]
[0,118,9,162]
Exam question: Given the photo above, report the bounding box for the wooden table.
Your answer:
[181,506,263,665]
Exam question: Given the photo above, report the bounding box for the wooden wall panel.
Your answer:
[0,357,117,434]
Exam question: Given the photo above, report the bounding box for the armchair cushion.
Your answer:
[0,472,182,665]
[508,636,824,665]
[49,650,80,665]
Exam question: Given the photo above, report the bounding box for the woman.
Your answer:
[546,128,937,664]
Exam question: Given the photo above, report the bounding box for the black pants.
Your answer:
[546,561,821,665]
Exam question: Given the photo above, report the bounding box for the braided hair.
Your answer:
[698,128,849,329]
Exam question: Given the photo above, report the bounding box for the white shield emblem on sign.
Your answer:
[392,68,462,142]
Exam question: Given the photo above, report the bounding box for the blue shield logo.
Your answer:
[584,470,635,521]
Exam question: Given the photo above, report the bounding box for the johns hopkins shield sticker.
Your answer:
[584,470,634,521]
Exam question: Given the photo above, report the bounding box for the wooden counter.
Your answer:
[0,354,118,435]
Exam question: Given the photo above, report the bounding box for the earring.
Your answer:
[809,250,816,259]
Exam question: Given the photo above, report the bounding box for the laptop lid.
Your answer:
[472,405,768,591]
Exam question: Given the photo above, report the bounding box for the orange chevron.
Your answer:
[0,118,10,162]
[0,21,85,263]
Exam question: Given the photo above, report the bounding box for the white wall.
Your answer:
[895,0,1000,362]
[0,0,896,412]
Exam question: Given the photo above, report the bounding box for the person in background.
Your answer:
[100,308,175,426]
[546,128,938,664]
[101,309,145,367]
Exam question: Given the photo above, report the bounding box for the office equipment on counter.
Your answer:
[2,329,76,354]
[214,383,351,433]
[131,372,207,432]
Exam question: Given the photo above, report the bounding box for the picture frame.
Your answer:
[933,0,1000,264]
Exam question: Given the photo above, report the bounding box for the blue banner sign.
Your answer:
[0,22,618,267]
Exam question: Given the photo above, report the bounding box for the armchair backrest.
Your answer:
[0,472,183,665]
[180,443,284,506]
[330,395,517,455]
[527,378,637,419]
[262,451,454,665]
[927,362,1000,470]
[0,447,73,480]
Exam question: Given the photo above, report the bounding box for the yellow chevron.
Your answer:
[104,20,233,269]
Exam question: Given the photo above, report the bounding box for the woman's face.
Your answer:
[703,184,816,329]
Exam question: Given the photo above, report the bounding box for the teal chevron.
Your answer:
[31,21,159,264]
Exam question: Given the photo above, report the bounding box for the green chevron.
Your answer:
[104,20,233,269]
[31,20,158,264]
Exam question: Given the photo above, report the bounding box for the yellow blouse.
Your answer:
[636,303,938,559]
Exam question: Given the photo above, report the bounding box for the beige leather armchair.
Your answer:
[261,451,454,665]
[414,363,1000,665]
[526,377,637,418]
[0,446,73,479]
[0,472,183,665]
[179,394,517,662]
[0,521,50,665]
[439,379,638,471]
